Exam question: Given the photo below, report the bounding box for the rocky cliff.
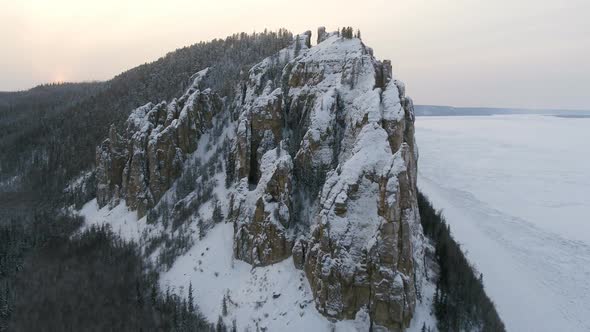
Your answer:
[96,69,223,217]
[93,28,424,331]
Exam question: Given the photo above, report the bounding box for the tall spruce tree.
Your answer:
[188,282,194,313]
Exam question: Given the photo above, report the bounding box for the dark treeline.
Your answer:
[0,213,227,331]
[418,191,505,332]
[0,29,294,197]
[0,82,104,192]
[0,212,83,331]
[0,82,104,121]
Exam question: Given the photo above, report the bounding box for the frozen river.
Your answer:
[415,115,590,332]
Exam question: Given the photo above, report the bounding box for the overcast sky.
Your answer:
[1,0,589,109]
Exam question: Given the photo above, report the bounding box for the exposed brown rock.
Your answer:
[317,26,328,44]
[96,124,127,208]
[292,238,308,270]
[233,150,294,266]
[228,33,421,330]
[96,85,223,217]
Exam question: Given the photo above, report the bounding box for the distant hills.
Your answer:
[414,105,590,117]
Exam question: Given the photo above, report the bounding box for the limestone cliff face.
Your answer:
[231,148,294,266]
[227,30,421,330]
[94,29,422,330]
[95,69,223,217]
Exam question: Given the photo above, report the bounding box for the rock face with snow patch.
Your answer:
[305,140,419,329]
[93,28,423,330]
[96,69,223,216]
[231,148,294,265]
[226,29,421,330]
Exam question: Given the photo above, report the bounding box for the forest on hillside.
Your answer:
[0,212,235,331]
[418,191,505,332]
[0,29,293,198]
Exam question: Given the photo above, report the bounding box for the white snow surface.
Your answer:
[160,222,363,331]
[416,115,590,332]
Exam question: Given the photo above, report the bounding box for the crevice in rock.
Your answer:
[331,91,346,169]
[247,120,259,188]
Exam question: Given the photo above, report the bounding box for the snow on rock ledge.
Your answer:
[86,27,427,331]
[95,69,223,217]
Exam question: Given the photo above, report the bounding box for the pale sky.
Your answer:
[1,0,589,109]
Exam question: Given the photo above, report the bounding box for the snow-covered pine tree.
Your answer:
[188,282,194,313]
[222,294,228,316]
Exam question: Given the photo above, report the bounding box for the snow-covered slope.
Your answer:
[81,198,437,331]
[80,28,437,331]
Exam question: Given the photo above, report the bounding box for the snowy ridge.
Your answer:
[81,28,437,331]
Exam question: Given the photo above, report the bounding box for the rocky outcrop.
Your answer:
[303,93,419,330]
[317,26,328,44]
[94,28,423,330]
[228,33,312,266]
[227,29,422,330]
[95,69,223,216]
[232,148,294,266]
[304,140,418,330]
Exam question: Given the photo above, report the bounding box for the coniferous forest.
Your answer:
[0,212,229,331]
[418,191,505,332]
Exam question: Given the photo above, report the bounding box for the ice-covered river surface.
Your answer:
[416,115,590,332]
